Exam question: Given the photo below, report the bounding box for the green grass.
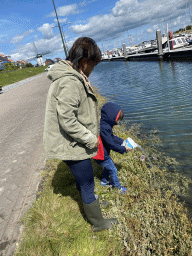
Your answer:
[15,89,192,256]
[0,66,47,86]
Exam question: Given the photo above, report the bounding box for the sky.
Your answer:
[0,0,192,64]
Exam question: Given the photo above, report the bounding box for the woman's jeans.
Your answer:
[64,159,96,204]
[95,157,121,187]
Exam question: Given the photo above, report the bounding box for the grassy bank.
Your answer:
[15,89,192,256]
[0,66,47,86]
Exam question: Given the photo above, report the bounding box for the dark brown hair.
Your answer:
[66,37,101,69]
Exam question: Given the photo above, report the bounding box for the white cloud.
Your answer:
[71,11,144,42]
[153,25,159,30]
[79,1,87,7]
[11,42,36,61]
[147,28,153,33]
[10,34,71,62]
[112,0,139,17]
[48,4,80,17]
[54,18,68,24]
[173,16,183,27]
[11,35,24,44]
[11,30,34,44]
[79,0,97,7]
[71,0,191,42]
[0,51,5,56]
[37,23,54,39]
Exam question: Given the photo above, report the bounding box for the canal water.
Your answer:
[90,60,192,181]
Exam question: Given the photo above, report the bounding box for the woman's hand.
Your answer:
[95,138,100,148]
[125,145,132,152]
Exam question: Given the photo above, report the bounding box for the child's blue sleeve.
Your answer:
[112,135,124,145]
[100,129,126,154]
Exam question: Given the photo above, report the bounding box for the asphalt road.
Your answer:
[0,73,51,256]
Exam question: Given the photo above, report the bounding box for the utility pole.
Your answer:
[190,0,192,30]
[61,26,69,54]
[52,0,68,58]
[52,22,71,55]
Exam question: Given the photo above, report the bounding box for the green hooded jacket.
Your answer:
[43,60,99,160]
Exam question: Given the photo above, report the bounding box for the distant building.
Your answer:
[0,54,11,64]
[45,59,55,65]
[54,57,62,63]
[15,60,27,67]
[0,54,30,70]
[6,56,14,63]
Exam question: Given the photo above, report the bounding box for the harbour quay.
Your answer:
[102,29,192,62]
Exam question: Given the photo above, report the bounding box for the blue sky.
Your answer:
[0,0,192,64]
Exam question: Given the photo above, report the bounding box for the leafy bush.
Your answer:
[4,62,19,71]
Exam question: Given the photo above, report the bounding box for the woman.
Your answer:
[43,37,118,232]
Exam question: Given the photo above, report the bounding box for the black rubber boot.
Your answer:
[83,197,118,232]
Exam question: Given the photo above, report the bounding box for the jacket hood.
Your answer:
[47,60,83,83]
[101,102,121,126]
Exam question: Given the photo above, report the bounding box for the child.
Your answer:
[93,102,131,194]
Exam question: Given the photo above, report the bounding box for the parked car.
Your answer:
[45,64,54,71]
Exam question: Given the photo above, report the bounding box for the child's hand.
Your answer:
[125,145,132,152]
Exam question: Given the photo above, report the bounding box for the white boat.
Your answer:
[111,48,123,57]
[161,36,189,52]
[126,41,157,55]
[141,41,152,50]
[169,36,189,50]
[126,46,142,55]
[101,53,111,61]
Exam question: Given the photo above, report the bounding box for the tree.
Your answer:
[4,63,19,71]
[186,25,192,31]
[26,63,34,68]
